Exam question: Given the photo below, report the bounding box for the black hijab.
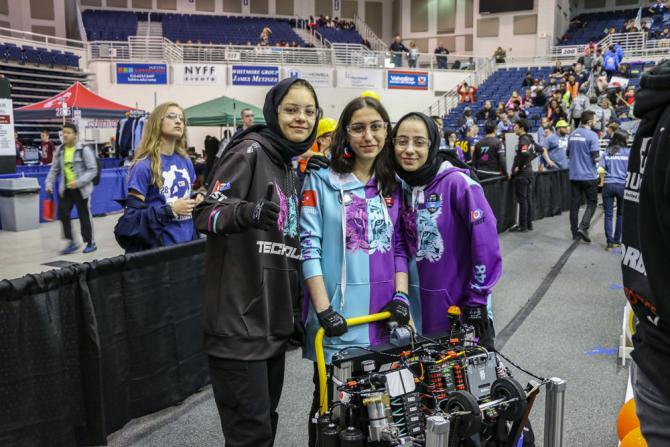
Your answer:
[229,78,320,163]
[392,112,442,187]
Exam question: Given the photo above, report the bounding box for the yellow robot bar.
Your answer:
[315,311,392,415]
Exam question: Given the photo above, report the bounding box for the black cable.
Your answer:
[493,349,547,383]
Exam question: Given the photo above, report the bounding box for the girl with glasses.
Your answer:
[300,96,410,446]
[193,78,319,447]
[391,112,502,349]
[116,102,201,252]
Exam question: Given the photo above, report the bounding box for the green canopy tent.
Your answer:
[184,96,264,127]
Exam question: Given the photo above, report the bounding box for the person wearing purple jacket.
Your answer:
[392,112,503,348]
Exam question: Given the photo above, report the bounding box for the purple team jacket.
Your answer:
[402,162,503,334]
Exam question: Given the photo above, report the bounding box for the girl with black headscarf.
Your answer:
[194,78,320,447]
[391,112,502,349]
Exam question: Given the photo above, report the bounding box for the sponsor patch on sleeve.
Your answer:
[301,190,317,207]
[471,208,485,225]
[212,180,232,192]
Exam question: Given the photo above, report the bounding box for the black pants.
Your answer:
[513,176,533,230]
[58,188,93,244]
[573,118,581,128]
[570,179,598,236]
[208,353,286,447]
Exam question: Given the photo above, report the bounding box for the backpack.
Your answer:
[89,146,102,186]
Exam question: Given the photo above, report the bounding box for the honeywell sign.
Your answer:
[173,64,226,85]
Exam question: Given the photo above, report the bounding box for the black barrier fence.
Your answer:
[0,170,570,446]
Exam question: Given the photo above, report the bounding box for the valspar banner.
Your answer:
[173,64,226,85]
[284,67,333,88]
[337,68,383,90]
[387,70,430,90]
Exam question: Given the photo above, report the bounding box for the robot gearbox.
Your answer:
[314,307,542,447]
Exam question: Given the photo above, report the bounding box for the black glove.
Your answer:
[241,183,280,230]
[383,292,411,325]
[305,155,330,173]
[464,305,492,344]
[288,313,306,347]
[317,306,348,337]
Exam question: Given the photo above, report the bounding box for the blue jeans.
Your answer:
[392,53,402,67]
[602,183,624,244]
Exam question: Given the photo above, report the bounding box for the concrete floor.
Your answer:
[0,209,629,447]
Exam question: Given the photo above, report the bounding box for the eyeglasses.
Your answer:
[164,112,185,122]
[393,137,430,149]
[346,121,388,137]
[278,104,318,118]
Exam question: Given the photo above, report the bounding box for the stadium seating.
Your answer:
[561,8,670,45]
[0,42,80,69]
[82,9,138,41]
[314,26,363,45]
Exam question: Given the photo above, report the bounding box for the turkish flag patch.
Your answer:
[301,190,317,207]
[384,196,394,207]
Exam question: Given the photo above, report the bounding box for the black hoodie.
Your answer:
[194,79,319,360]
[621,59,670,400]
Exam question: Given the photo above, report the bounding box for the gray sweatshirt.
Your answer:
[46,142,98,199]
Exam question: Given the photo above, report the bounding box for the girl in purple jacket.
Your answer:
[391,112,503,348]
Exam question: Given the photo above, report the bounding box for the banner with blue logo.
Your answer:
[231,65,279,86]
[283,66,333,88]
[386,70,430,90]
[116,63,168,84]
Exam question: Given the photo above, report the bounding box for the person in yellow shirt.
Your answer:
[45,123,99,254]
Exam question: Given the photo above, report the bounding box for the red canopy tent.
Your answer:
[14,82,134,121]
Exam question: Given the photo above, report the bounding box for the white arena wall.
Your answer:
[87,61,469,151]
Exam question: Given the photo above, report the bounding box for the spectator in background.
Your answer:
[45,123,98,254]
[571,86,591,128]
[496,111,514,136]
[533,83,548,107]
[546,99,568,125]
[204,135,220,183]
[506,90,524,109]
[361,38,371,49]
[408,41,419,68]
[660,27,670,39]
[550,61,565,80]
[566,74,580,99]
[535,116,553,147]
[457,107,475,137]
[649,0,668,15]
[600,97,615,129]
[587,95,605,133]
[603,45,620,80]
[389,35,409,67]
[457,82,477,103]
[435,42,449,69]
[593,48,604,71]
[578,47,595,72]
[444,131,465,161]
[14,133,23,166]
[233,108,256,138]
[472,121,507,178]
[476,100,496,121]
[523,89,534,107]
[543,120,570,170]
[430,115,448,149]
[510,119,540,232]
[494,46,506,63]
[39,129,55,165]
[599,130,630,250]
[521,71,535,87]
[567,110,600,242]
[116,103,201,252]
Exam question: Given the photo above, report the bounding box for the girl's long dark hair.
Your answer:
[330,96,396,196]
[608,130,628,156]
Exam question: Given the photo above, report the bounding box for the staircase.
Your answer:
[293,27,327,48]
[353,14,386,51]
[136,21,163,39]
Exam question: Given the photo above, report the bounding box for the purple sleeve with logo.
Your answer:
[456,177,503,306]
[392,185,409,274]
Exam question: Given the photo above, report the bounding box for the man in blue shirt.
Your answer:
[603,45,620,81]
[543,119,570,169]
[567,110,601,242]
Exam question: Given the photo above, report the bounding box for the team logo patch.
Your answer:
[212,180,231,192]
[471,208,484,224]
[384,196,394,207]
[301,190,317,207]
[426,193,441,213]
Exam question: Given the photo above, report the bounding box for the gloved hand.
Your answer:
[383,292,411,325]
[288,312,306,347]
[240,183,280,230]
[317,306,348,337]
[464,305,492,346]
[305,155,330,173]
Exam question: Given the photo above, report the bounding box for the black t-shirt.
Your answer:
[473,136,505,175]
[512,133,540,177]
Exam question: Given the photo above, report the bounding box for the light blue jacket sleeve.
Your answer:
[300,173,325,280]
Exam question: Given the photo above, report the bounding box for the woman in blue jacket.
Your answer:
[599,130,630,249]
[300,96,409,446]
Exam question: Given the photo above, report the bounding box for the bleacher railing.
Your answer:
[551,31,669,60]
[0,26,85,52]
[88,38,479,70]
[353,14,387,52]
